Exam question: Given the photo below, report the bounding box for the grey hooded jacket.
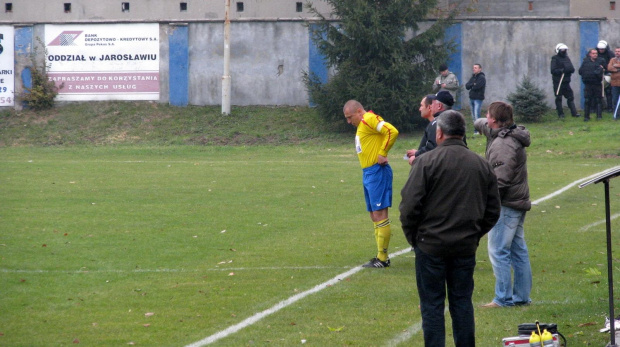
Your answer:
[474,118,531,211]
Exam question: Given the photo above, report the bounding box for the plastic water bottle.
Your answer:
[529,331,541,347]
[541,329,554,347]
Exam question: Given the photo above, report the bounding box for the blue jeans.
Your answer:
[469,99,483,123]
[487,206,532,306]
[612,86,620,119]
[414,247,476,347]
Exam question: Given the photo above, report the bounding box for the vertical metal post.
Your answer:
[222,0,231,115]
[605,179,617,346]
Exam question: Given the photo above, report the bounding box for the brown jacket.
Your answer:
[608,57,620,87]
[474,118,531,211]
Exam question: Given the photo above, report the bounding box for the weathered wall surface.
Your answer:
[188,21,310,106]
[460,20,583,108]
[8,18,619,109]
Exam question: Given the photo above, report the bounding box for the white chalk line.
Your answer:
[2,167,615,345]
[186,166,619,347]
[532,166,620,205]
[184,247,413,347]
[578,213,620,232]
[0,266,350,274]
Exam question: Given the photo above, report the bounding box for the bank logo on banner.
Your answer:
[48,31,83,46]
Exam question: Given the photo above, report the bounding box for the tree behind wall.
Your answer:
[303,0,454,132]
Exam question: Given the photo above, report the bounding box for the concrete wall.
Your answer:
[446,0,571,17]
[188,21,310,106]
[0,0,335,23]
[9,18,618,110]
[460,19,583,109]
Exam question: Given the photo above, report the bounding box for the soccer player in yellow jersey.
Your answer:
[343,100,399,268]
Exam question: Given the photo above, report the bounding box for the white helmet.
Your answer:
[555,43,568,54]
[598,40,608,49]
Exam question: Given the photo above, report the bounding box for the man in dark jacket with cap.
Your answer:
[550,43,579,118]
[408,91,459,165]
[579,48,605,121]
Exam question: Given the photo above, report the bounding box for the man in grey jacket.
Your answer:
[432,63,460,99]
[474,101,533,308]
[400,110,500,347]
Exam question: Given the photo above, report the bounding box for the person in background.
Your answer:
[607,47,620,119]
[579,48,605,121]
[474,101,533,308]
[405,95,434,164]
[550,43,580,118]
[343,100,399,268]
[465,63,486,133]
[432,64,460,99]
[400,110,500,347]
[408,91,455,165]
[597,40,614,112]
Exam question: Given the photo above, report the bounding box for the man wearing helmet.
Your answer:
[550,43,579,118]
[597,40,614,111]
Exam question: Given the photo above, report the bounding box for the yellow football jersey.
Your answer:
[355,111,399,169]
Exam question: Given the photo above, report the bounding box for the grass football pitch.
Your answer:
[1,111,620,346]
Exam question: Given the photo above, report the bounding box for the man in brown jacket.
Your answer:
[607,47,620,119]
[474,101,533,308]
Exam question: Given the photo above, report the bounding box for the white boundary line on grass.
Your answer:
[578,213,620,232]
[184,248,413,347]
[531,166,620,205]
[185,166,619,347]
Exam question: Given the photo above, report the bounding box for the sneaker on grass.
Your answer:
[600,316,620,333]
[362,257,390,268]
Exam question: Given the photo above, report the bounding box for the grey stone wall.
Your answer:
[188,21,310,106]
[460,19,583,108]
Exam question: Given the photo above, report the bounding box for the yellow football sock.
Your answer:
[374,219,391,262]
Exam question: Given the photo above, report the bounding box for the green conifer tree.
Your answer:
[507,76,549,123]
[303,0,454,131]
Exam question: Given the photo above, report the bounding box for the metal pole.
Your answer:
[222,0,231,115]
[605,179,617,346]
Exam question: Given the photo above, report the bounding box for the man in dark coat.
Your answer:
[400,110,500,347]
[550,43,579,118]
[579,48,605,121]
[465,63,486,131]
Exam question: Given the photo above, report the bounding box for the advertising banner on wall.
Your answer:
[45,24,159,101]
[0,26,15,106]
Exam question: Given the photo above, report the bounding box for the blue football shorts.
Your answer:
[362,163,393,212]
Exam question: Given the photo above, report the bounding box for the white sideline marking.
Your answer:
[532,166,620,205]
[385,308,448,347]
[184,248,412,347]
[0,266,346,274]
[386,320,423,347]
[578,213,620,232]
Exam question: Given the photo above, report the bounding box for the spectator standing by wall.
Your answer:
[432,64,460,99]
[474,102,533,308]
[579,48,605,121]
[465,63,486,133]
[607,47,620,120]
[550,43,580,118]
